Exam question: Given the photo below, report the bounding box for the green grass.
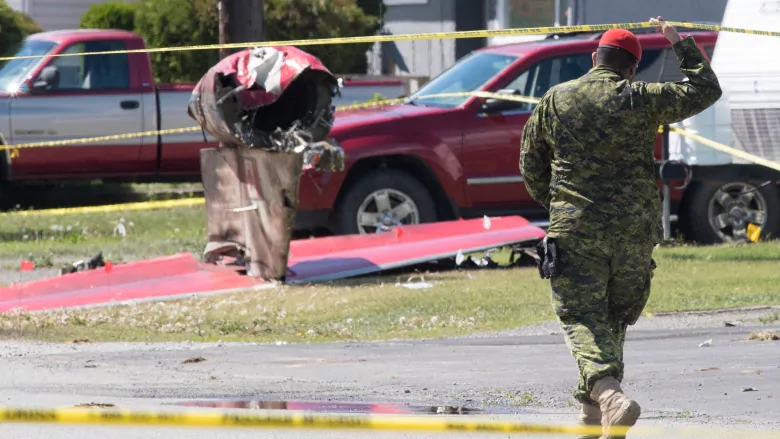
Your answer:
[0,205,206,270]
[0,203,779,343]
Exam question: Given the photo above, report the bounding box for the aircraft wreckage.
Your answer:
[0,45,545,313]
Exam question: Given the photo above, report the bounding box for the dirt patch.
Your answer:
[746,331,780,341]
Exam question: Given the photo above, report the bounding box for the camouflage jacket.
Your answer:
[520,36,722,243]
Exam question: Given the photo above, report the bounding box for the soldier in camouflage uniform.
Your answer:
[520,17,722,439]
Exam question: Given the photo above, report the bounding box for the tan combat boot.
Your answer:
[576,402,601,439]
[589,377,641,439]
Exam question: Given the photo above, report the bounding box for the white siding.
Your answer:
[382,0,457,78]
[670,0,780,165]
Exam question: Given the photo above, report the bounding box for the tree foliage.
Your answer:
[79,2,138,31]
[0,1,42,59]
[266,0,378,75]
[134,0,220,83]
[80,0,379,83]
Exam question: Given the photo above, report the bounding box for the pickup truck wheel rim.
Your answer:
[706,182,767,242]
[356,189,420,234]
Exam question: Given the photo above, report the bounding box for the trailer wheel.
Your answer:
[335,169,438,235]
[685,181,780,244]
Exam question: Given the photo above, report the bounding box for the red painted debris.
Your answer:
[285,216,545,284]
[0,254,264,313]
[20,261,34,272]
[0,216,545,313]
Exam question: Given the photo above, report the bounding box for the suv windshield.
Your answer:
[407,51,519,108]
[0,40,57,92]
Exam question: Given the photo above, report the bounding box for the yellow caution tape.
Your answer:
[2,92,537,152]
[670,126,780,173]
[0,197,204,217]
[336,91,541,111]
[1,406,780,437]
[1,21,778,62]
[2,126,203,156]
[3,96,778,180]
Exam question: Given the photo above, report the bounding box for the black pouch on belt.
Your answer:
[535,237,562,279]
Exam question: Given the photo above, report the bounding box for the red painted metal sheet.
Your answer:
[0,216,544,313]
[285,216,545,284]
[0,254,264,313]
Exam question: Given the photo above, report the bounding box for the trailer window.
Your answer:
[48,40,130,90]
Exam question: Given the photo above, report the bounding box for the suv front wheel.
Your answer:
[335,169,438,235]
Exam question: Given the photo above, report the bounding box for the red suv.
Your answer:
[295,29,739,243]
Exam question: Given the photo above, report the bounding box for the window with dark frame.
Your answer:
[48,40,130,91]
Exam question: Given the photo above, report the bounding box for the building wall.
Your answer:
[374,0,730,79]
[574,0,728,25]
[368,0,502,78]
[374,0,458,78]
[9,0,140,32]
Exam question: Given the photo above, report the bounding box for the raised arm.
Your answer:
[638,17,723,125]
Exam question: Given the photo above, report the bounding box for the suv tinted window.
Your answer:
[498,45,699,111]
[502,52,592,98]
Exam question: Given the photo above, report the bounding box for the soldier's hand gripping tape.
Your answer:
[536,237,562,279]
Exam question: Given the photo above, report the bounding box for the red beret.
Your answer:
[599,29,642,62]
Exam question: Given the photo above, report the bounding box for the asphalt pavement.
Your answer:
[0,321,778,439]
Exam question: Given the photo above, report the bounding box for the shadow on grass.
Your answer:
[0,181,203,212]
[307,258,537,288]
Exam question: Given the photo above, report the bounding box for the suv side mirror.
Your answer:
[32,66,60,91]
[480,89,531,114]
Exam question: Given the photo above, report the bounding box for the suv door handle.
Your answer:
[120,100,139,110]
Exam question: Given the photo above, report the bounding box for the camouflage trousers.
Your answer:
[548,235,656,404]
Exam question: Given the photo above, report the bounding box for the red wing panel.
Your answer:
[0,216,544,313]
[0,253,265,313]
[285,216,545,283]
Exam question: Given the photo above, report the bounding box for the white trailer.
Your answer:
[665,0,780,243]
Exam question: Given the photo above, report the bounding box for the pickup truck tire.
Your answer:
[335,169,438,235]
[684,181,780,244]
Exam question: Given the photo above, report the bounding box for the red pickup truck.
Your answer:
[0,29,397,181]
[2,29,776,245]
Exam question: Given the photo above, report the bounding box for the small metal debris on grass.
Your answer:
[742,388,759,392]
[72,339,90,344]
[74,403,116,409]
[456,249,465,266]
[61,251,105,275]
[398,281,434,290]
[699,339,713,347]
[182,357,207,364]
[114,219,127,238]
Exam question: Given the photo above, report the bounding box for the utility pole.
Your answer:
[219,0,265,59]
[566,0,575,26]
